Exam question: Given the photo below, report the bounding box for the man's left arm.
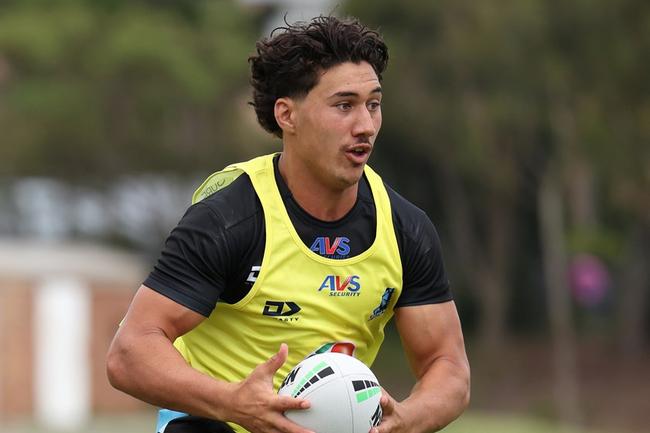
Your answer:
[373,301,470,433]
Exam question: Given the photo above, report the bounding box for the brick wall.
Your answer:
[0,242,149,421]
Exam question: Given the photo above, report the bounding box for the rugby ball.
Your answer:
[278,352,382,433]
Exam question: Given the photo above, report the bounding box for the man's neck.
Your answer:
[278,152,358,222]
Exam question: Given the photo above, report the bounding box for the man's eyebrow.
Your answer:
[329,87,383,99]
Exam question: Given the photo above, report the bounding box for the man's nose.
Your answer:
[352,106,377,138]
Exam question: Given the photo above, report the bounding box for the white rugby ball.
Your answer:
[278,352,382,433]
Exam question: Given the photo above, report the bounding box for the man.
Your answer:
[107,15,470,433]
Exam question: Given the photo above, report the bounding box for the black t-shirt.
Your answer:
[145,157,452,317]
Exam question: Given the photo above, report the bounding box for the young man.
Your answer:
[107,16,470,433]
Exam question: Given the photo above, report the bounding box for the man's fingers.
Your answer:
[379,390,394,414]
[255,343,289,377]
[370,414,395,433]
[268,343,289,371]
[274,395,310,411]
[370,422,390,433]
[371,422,389,433]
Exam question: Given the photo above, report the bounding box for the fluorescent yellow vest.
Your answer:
[175,154,402,432]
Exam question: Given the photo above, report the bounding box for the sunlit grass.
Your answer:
[444,411,618,433]
[2,411,626,433]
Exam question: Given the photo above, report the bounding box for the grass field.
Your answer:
[1,410,623,433]
[445,412,616,433]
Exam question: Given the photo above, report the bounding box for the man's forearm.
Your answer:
[402,356,470,432]
[106,328,235,421]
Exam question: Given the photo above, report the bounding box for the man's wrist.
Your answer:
[205,380,240,423]
[399,396,440,433]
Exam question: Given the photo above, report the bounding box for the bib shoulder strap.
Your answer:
[363,164,390,211]
[192,154,277,204]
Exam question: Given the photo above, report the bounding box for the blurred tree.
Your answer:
[346,0,649,423]
[540,0,650,357]
[590,0,650,358]
[346,0,549,357]
[0,0,260,181]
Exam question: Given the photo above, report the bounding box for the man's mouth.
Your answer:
[344,144,372,164]
[346,143,372,153]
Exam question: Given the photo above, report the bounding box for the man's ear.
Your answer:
[274,97,297,135]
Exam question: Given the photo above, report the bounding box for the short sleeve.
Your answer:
[385,183,452,308]
[395,216,452,307]
[144,202,230,317]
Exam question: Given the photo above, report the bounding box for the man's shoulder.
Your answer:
[383,182,433,236]
[195,172,262,230]
[382,182,451,306]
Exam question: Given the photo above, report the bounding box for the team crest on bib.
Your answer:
[369,288,395,320]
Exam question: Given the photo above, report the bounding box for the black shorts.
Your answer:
[164,416,235,433]
[157,409,235,433]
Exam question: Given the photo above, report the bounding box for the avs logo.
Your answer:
[262,301,301,322]
[310,236,350,258]
[369,288,395,320]
[318,275,361,297]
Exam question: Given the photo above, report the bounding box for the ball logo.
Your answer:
[310,236,351,258]
[352,379,380,403]
[280,365,301,389]
[371,403,382,427]
[318,275,361,297]
[290,361,335,398]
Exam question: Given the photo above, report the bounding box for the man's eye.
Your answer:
[368,102,381,111]
[336,103,352,111]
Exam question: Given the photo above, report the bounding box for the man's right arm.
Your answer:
[106,285,313,433]
[106,285,228,418]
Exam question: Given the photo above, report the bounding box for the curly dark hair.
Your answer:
[248,15,389,137]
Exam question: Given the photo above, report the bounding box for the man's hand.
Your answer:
[229,344,314,433]
[370,303,470,433]
[370,388,411,433]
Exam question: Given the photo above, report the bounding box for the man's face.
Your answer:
[289,61,382,190]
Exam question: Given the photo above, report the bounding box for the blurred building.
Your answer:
[0,240,147,429]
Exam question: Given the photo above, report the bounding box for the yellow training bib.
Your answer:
[175,154,403,432]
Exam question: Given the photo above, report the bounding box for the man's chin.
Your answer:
[335,169,365,190]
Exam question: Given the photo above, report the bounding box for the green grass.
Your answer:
[444,411,617,433]
[1,411,625,433]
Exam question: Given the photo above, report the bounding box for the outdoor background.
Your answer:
[0,0,648,432]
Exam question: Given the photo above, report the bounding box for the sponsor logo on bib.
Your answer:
[262,300,301,322]
[310,236,351,258]
[318,275,361,296]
